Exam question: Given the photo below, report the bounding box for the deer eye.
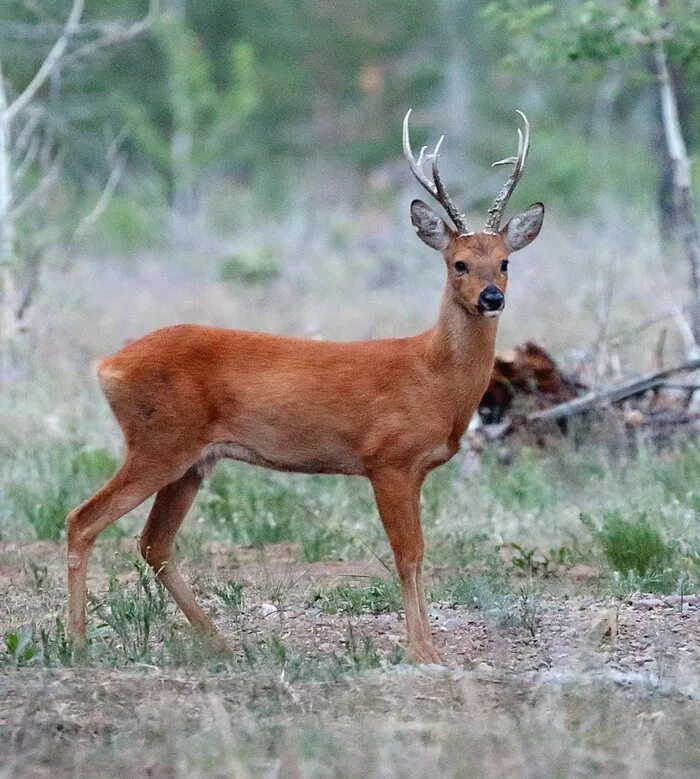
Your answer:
[500,259,509,273]
[454,261,468,274]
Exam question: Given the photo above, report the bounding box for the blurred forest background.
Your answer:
[2,0,700,399]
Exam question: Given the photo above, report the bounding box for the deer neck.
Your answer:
[426,291,498,403]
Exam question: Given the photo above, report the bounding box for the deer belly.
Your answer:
[198,431,364,476]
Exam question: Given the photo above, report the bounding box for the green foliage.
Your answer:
[429,531,495,568]
[237,0,440,164]
[93,556,173,662]
[341,624,383,671]
[301,526,347,563]
[505,542,583,577]
[2,628,40,666]
[1,618,73,668]
[212,579,245,610]
[6,445,119,541]
[219,248,280,285]
[581,510,677,592]
[310,579,401,615]
[197,463,369,558]
[483,1,686,66]
[240,628,387,682]
[92,191,167,250]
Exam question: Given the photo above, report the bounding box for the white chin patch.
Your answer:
[482,309,503,319]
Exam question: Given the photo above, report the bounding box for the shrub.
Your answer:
[300,525,356,562]
[581,511,675,592]
[219,247,280,284]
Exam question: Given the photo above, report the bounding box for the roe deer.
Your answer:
[66,109,543,663]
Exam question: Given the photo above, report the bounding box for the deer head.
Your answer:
[403,109,544,318]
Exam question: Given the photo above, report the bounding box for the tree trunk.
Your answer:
[163,0,196,241]
[0,64,17,374]
[653,41,700,346]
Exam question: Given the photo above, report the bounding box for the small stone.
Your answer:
[439,618,464,632]
[588,608,618,641]
[260,603,277,617]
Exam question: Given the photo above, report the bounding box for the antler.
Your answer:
[484,110,531,233]
[402,109,468,233]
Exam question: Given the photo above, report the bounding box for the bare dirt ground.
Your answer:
[2,540,700,777]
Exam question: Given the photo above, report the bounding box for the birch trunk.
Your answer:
[0,64,17,370]
[654,41,700,345]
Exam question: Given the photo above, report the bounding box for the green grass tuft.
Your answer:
[310,578,401,615]
[581,510,676,593]
[92,556,174,663]
[211,579,245,609]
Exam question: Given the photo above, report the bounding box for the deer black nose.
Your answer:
[478,285,505,312]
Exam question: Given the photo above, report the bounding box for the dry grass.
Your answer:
[2,540,700,777]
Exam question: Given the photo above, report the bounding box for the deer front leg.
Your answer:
[370,468,442,664]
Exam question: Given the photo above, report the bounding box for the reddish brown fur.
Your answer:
[66,208,542,664]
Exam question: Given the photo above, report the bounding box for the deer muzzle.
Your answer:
[477,285,505,316]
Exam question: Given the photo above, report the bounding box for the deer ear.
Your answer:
[410,199,453,251]
[501,202,544,252]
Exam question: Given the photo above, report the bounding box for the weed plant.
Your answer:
[581,511,678,593]
[310,579,402,615]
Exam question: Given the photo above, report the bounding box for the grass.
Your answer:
[310,579,402,615]
[211,578,245,609]
[197,463,367,555]
[3,444,119,541]
[3,441,700,778]
[92,556,174,663]
[580,510,685,594]
[4,434,700,591]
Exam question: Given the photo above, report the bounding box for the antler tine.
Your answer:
[403,109,467,232]
[484,110,531,233]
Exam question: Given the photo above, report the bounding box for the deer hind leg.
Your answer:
[370,468,442,664]
[139,467,227,651]
[66,454,192,644]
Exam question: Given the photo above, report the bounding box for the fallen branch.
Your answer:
[526,357,700,423]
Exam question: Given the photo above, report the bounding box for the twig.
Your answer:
[61,0,159,68]
[9,155,62,219]
[357,538,393,574]
[12,135,40,183]
[13,249,42,324]
[73,158,124,239]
